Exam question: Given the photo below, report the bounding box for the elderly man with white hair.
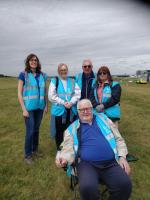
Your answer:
[56,99,132,200]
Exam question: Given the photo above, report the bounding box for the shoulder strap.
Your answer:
[55,76,59,91]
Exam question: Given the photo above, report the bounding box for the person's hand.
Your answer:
[96,104,104,112]
[64,102,72,109]
[67,102,73,109]
[55,157,67,168]
[44,104,48,113]
[119,157,131,175]
[23,110,29,118]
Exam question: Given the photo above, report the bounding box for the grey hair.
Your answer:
[77,99,93,110]
[82,59,93,67]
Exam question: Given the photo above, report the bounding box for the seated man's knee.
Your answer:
[79,182,99,200]
[118,175,132,196]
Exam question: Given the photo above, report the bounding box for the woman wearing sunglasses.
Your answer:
[90,66,121,127]
[48,63,81,159]
[18,54,48,164]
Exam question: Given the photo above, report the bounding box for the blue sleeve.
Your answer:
[41,72,48,81]
[18,72,25,84]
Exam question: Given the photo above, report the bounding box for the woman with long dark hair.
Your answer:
[18,54,48,164]
[90,66,121,127]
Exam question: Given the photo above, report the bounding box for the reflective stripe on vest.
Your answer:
[58,93,73,97]
[23,86,39,91]
[23,95,39,100]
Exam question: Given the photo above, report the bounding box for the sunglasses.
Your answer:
[83,65,92,69]
[98,72,107,75]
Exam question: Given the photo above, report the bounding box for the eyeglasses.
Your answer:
[60,69,68,72]
[78,107,92,113]
[98,72,107,75]
[30,59,37,62]
[83,65,92,69]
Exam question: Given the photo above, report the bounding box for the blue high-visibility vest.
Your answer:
[23,72,46,111]
[50,77,77,116]
[75,72,96,91]
[94,81,121,119]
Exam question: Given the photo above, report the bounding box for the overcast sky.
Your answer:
[0,0,150,76]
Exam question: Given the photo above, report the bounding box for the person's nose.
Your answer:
[84,109,88,113]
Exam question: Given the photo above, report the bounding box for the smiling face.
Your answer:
[58,64,68,79]
[77,100,93,123]
[98,71,108,82]
[29,56,38,70]
[97,66,111,83]
[82,60,93,75]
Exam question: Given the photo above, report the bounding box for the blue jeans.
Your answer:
[24,109,43,158]
[77,160,132,200]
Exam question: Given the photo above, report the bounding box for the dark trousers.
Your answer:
[55,109,76,150]
[77,160,132,200]
[24,109,43,158]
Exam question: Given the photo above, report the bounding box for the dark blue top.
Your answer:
[80,117,115,162]
[81,71,95,99]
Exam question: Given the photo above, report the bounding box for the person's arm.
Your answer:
[48,79,65,105]
[18,80,29,117]
[89,87,100,108]
[103,84,121,109]
[70,83,81,105]
[43,73,48,113]
[107,118,130,174]
[55,129,75,167]
[107,118,128,158]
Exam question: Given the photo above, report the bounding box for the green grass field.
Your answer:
[0,78,150,200]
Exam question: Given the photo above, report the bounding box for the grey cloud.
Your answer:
[0,0,150,76]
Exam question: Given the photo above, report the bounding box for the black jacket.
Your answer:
[81,71,95,99]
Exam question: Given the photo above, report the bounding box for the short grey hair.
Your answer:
[82,59,93,67]
[77,99,93,110]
